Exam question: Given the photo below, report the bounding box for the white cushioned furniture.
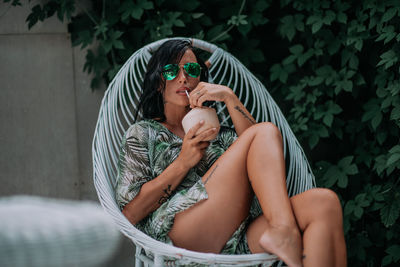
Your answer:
[0,195,121,267]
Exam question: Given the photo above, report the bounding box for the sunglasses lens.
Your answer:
[162,63,201,80]
[184,63,201,78]
[162,64,179,80]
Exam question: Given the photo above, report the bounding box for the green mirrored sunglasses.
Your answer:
[162,62,201,80]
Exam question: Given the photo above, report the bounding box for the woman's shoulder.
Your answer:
[125,119,165,138]
[125,119,155,137]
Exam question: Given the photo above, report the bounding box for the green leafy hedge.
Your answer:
[5,0,399,265]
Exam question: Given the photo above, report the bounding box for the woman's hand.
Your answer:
[189,82,234,108]
[177,120,217,170]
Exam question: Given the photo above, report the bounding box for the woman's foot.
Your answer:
[259,225,303,267]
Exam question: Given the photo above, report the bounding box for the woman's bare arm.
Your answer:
[122,121,216,225]
[224,91,256,136]
[190,83,256,136]
[122,158,189,225]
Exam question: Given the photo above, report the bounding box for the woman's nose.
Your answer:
[177,67,187,83]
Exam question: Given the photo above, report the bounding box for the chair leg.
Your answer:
[135,246,144,267]
[154,254,164,267]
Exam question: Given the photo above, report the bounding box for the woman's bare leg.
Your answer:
[246,124,302,266]
[247,188,347,267]
[168,122,302,265]
[291,189,346,267]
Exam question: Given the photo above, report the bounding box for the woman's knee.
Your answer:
[307,188,343,223]
[247,122,282,141]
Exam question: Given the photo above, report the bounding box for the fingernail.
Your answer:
[200,120,204,123]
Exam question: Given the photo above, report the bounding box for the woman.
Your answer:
[116,39,346,267]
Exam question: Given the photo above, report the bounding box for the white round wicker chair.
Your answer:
[92,38,315,266]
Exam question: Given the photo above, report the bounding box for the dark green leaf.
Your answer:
[337,170,348,188]
[318,125,329,137]
[308,76,324,86]
[330,103,343,114]
[344,200,355,215]
[337,12,347,23]
[354,39,363,51]
[354,206,363,218]
[323,166,342,187]
[346,164,359,175]
[380,201,400,227]
[283,55,296,65]
[382,255,393,266]
[381,8,397,22]
[174,19,185,27]
[309,134,319,149]
[377,131,387,144]
[206,24,224,40]
[323,113,333,127]
[327,39,341,55]
[311,20,323,33]
[289,44,303,55]
[342,80,353,92]
[386,245,400,262]
[377,50,398,69]
[131,8,143,20]
[298,49,314,66]
[270,64,282,82]
[4,0,21,6]
[387,153,400,166]
[389,145,400,154]
[280,15,296,40]
[192,13,204,19]
[371,112,382,130]
[279,70,288,83]
[349,54,359,69]
[255,0,270,11]
[338,156,354,169]
[390,106,400,120]
[355,193,369,207]
[323,10,335,25]
[294,14,305,31]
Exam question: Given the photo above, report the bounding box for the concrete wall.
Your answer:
[0,1,135,265]
[0,1,105,200]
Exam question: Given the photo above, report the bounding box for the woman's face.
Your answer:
[162,49,200,108]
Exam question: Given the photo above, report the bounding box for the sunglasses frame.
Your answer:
[162,62,202,80]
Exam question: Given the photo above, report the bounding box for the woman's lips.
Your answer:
[176,87,190,95]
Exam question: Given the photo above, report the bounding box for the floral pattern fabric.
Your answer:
[115,119,261,254]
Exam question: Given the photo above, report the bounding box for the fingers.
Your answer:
[190,90,202,108]
[186,120,205,139]
[191,90,210,108]
[193,127,217,142]
[190,82,206,108]
[198,141,210,149]
[197,95,208,107]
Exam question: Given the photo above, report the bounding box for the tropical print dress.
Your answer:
[115,119,262,254]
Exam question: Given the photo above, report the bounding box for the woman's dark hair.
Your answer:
[135,39,209,122]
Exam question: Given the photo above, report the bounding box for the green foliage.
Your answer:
[6,0,400,265]
[272,1,400,266]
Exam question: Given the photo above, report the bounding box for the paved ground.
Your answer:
[102,235,136,267]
